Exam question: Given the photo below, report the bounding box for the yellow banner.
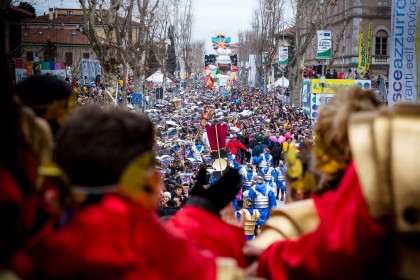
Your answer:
[358,27,367,76]
[366,22,373,71]
[311,79,355,94]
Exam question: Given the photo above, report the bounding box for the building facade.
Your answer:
[302,0,391,79]
[20,8,140,75]
[21,8,97,70]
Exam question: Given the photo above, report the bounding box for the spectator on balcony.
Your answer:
[332,69,338,79]
[345,69,352,79]
[325,69,332,79]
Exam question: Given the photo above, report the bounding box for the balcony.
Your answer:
[372,55,389,65]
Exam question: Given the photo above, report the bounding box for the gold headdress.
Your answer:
[119,152,156,201]
[314,133,348,174]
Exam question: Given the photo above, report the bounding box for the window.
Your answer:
[83,53,90,59]
[67,11,73,16]
[377,0,390,6]
[26,51,34,61]
[375,30,388,56]
[65,52,73,66]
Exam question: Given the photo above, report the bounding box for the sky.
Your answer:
[190,0,258,54]
[35,0,290,54]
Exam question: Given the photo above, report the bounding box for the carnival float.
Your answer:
[204,33,238,92]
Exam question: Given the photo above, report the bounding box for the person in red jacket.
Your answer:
[21,106,219,280]
[226,134,248,162]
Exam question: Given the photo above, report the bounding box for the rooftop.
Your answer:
[22,28,91,45]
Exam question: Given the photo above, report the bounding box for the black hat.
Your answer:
[16,75,72,106]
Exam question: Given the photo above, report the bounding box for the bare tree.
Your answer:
[248,0,285,92]
[125,0,160,93]
[176,0,192,81]
[79,0,124,100]
[189,40,205,79]
[79,0,160,103]
[287,0,338,106]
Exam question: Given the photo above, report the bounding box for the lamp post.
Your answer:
[281,20,285,98]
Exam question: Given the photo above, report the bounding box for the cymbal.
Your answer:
[212,158,227,171]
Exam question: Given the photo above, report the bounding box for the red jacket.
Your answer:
[226,139,247,155]
[0,143,42,265]
[24,195,216,280]
[257,162,388,280]
[168,206,247,268]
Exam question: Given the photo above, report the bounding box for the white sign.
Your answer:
[317,30,332,60]
[278,47,288,65]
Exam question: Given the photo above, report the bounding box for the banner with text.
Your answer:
[311,79,371,94]
[316,30,332,60]
[278,47,288,65]
[358,27,367,77]
[388,0,420,107]
[310,79,372,119]
[366,21,373,71]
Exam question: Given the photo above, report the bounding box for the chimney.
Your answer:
[48,8,53,20]
[55,8,58,19]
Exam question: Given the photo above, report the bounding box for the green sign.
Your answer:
[278,46,288,65]
[316,30,332,60]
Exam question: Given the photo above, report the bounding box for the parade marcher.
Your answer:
[22,106,222,279]
[252,148,273,172]
[246,102,420,280]
[273,161,286,201]
[246,175,276,227]
[241,164,257,192]
[187,139,206,163]
[236,198,260,241]
[168,167,248,268]
[227,151,242,170]
[258,164,276,192]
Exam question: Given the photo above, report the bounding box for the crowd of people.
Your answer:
[1,54,420,279]
[141,81,313,218]
[302,67,371,80]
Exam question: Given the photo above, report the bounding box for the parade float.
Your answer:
[204,33,238,92]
